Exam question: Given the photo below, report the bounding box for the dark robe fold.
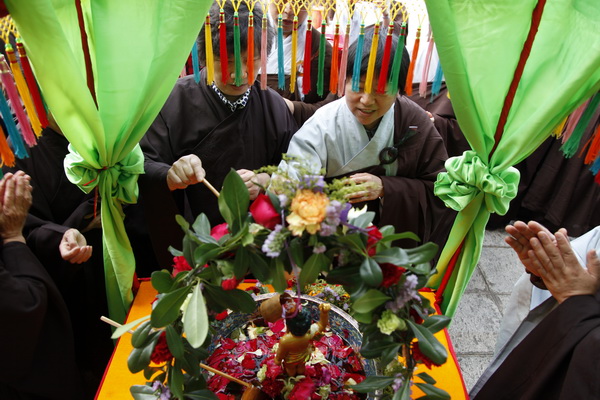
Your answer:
[0,241,83,400]
[473,292,600,400]
[140,73,297,261]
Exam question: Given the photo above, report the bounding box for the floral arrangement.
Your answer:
[115,165,451,400]
[305,279,352,312]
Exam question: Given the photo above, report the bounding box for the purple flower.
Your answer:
[262,224,285,258]
[392,374,404,392]
[299,175,326,192]
[152,381,172,400]
[278,194,289,207]
[320,201,351,236]
[386,274,421,312]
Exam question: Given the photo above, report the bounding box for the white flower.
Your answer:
[347,204,368,220]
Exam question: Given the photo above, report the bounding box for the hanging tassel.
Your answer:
[0,55,37,147]
[233,12,242,86]
[316,20,327,96]
[337,22,350,96]
[0,80,28,159]
[551,115,569,138]
[290,17,298,93]
[561,93,600,158]
[260,14,268,90]
[191,41,201,84]
[431,61,443,98]
[364,23,380,94]
[419,30,434,98]
[404,26,421,96]
[351,23,365,93]
[205,14,215,85]
[387,22,406,95]
[15,41,48,128]
[219,9,229,85]
[247,14,254,86]
[591,151,600,175]
[302,17,313,95]
[277,14,285,89]
[584,124,600,164]
[5,44,42,137]
[0,124,16,167]
[561,99,589,144]
[376,23,394,94]
[329,22,340,94]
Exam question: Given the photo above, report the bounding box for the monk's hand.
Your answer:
[504,220,566,276]
[346,173,383,203]
[167,155,206,191]
[237,169,270,200]
[528,231,600,303]
[0,171,32,244]
[60,228,93,264]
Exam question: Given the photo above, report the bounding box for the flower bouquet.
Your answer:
[115,166,451,400]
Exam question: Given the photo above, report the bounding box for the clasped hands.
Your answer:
[505,221,600,303]
[344,173,384,203]
[167,154,269,200]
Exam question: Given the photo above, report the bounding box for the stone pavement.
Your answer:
[447,228,525,393]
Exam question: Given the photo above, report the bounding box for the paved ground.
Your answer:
[447,228,525,393]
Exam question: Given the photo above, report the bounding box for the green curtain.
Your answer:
[5,0,211,322]
[426,0,600,316]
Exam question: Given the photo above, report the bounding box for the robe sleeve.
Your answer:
[378,97,455,250]
[140,111,174,189]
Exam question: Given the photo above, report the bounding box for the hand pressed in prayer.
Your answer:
[237,169,270,200]
[346,173,383,203]
[527,231,600,303]
[505,221,567,276]
[0,171,32,244]
[60,228,92,264]
[167,154,206,191]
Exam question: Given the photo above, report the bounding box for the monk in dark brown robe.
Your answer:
[140,0,297,263]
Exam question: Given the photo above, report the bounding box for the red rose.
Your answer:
[411,341,442,369]
[172,255,192,277]
[366,226,383,256]
[410,308,424,324]
[380,263,406,288]
[249,193,281,229]
[211,223,229,240]
[221,277,241,290]
[150,331,173,364]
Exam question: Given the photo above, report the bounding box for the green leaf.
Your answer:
[165,325,185,359]
[352,289,391,313]
[299,253,328,289]
[218,169,250,233]
[349,211,375,228]
[288,237,305,266]
[183,234,199,269]
[414,382,451,400]
[405,242,439,264]
[416,372,437,385]
[169,361,185,400]
[359,257,383,287]
[336,233,366,252]
[175,214,190,231]
[203,283,257,314]
[422,315,451,334]
[233,246,250,279]
[151,270,175,294]
[183,284,210,348]
[131,320,154,348]
[348,375,396,392]
[151,286,191,328]
[393,381,412,400]
[185,390,220,400]
[169,246,184,257]
[193,243,222,267]
[372,247,410,265]
[379,231,421,244]
[272,258,287,292]
[404,262,432,275]
[130,385,161,400]
[380,343,401,368]
[247,250,271,282]
[143,366,164,381]
[111,315,151,339]
[407,320,448,366]
[127,341,155,373]
[192,213,213,237]
[351,310,373,324]
[360,337,396,359]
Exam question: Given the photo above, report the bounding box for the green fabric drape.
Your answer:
[5,0,211,322]
[426,0,600,316]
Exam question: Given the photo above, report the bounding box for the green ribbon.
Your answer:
[434,150,520,215]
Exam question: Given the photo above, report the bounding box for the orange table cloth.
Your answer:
[95,281,468,399]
